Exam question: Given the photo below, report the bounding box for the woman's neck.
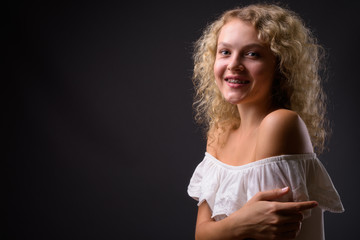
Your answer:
[236,100,276,132]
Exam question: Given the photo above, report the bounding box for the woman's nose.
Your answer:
[227,57,245,72]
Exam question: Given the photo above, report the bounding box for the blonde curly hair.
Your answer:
[192,3,328,154]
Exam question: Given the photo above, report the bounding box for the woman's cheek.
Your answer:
[214,61,226,79]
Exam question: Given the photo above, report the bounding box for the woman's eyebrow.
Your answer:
[217,42,232,48]
[217,42,265,49]
[243,43,265,49]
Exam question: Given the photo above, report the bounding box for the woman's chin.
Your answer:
[224,97,242,105]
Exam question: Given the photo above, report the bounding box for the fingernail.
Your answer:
[281,187,289,192]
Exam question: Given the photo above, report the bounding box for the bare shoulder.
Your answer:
[260,109,302,131]
[206,125,221,156]
[255,109,313,160]
[206,123,233,156]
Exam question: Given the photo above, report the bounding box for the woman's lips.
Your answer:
[225,76,250,88]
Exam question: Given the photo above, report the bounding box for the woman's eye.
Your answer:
[220,50,230,55]
[246,52,259,57]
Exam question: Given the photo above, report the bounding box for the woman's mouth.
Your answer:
[226,79,250,84]
[225,77,250,87]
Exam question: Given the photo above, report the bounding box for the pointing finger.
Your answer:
[277,201,318,213]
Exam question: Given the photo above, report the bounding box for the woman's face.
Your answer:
[214,18,277,106]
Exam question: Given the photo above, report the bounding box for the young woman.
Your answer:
[188,4,344,240]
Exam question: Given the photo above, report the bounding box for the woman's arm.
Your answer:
[195,201,237,240]
[195,187,318,240]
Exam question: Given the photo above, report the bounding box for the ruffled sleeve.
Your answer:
[187,158,206,202]
[187,153,344,221]
[305,158,344,213]
[187,155,222,209]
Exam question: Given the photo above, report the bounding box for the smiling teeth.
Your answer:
[227,79,248,84]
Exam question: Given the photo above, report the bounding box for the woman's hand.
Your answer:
[228,187,318,240]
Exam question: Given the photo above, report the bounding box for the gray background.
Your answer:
[6,0,359,239]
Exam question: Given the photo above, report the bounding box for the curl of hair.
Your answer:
[192,3,328,154]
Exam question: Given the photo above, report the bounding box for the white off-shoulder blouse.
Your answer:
[187,152,344,239]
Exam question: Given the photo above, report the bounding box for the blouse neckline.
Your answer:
[205,152,317,171]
